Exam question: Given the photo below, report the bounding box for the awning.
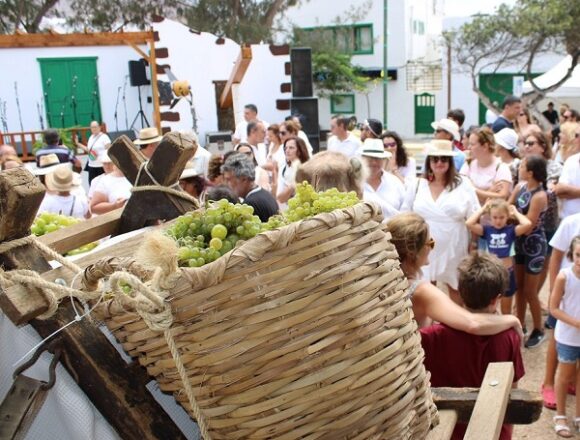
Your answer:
[522,55,580,98]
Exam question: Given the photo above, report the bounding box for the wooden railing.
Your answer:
[0,124,107,162]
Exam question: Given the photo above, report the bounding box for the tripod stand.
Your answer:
[129,85,149,130]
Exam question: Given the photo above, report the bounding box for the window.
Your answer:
[298,24,373,55]
[413,20,425,35]
[330,94,355,114]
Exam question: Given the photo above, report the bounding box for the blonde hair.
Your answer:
[486,198,510,216]
[386,213,429,265]
[559,121,579,160]
[472,127,496,154]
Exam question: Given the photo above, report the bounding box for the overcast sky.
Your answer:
[444,0,517,17]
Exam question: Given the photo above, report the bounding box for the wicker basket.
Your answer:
[97,202,437,439]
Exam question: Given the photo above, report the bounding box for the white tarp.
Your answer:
[522,55,580,97]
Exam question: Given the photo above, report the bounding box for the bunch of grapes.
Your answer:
[263,182,360,229]
[166,199,262,268]
[31,212,98,256]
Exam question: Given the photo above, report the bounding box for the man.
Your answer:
[35,129,82,170]
[562,108,579,123]
[360,118,383,142]
[222,153,278,222]
[133,127,163,159]
[326,115,362,159]
[447,108,466,150]
[431,118,466,171]
[543,102,559,126]
[245,120,267,166]
[492,95,522,133]
[233,104,266,145]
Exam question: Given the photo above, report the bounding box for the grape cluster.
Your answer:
[263,182,359,229]
[31,212,98,256]
[167,199,262,268]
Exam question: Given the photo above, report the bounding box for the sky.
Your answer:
[444,0,517,17]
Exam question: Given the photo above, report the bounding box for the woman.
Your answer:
[461,127,512,204]
[514,108,541,140]
[361,118,383,142]
[381,130,417,185]
[278,120,300,146]
[509,155,549,348]
[555,121,580,164]
[495,128,521,184]
[74,121,111,184]
[276,136,309,207]
[266,124,285,170]
[412,140,480,304]
[387,212,522,333]
[235,143,271,191]
[89,152,132,215]
[362,138,409,221]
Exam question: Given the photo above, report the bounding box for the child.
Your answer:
[38,164,90,219]
[420,252,524,440]
[549,236,580,438]
[466,198,532,315]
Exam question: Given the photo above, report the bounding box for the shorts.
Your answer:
[556,341,580,364]
[514,253,546,274]
[504,266,516,297]
[515,233,547,274]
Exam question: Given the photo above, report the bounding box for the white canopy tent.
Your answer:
[522,55,580,98]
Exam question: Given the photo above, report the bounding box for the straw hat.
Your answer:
[361,138,392,159]
[180,160,200,180]
[33,153,72,175]
[134,127,163,146]
[495,128,518,152]
[45,164,75,192]
[425,140,458,157]
[430,118,460,141]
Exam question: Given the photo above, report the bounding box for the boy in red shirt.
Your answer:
[420,252,525,439]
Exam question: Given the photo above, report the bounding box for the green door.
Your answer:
[38,57,102,128]
[415,93,435,134]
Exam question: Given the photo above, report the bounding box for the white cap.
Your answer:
[431,118,460,141]
[495,128,519,152]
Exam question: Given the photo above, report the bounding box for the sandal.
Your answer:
[554,416,573,438]
[542,384,557,410]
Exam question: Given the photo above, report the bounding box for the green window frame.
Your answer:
[330,94,355,114]
[299,23,374,55]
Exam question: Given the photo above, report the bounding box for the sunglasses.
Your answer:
[575,133,580,138]
[429,156,450,163]
[279,131,288,135]
[426,238,435,250]
[524,141,538,147]
[384,142,397,148]
[434,129,448,134]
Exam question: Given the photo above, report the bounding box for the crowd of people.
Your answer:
[1,96,580,439]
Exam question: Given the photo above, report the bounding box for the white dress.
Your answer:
[412,177,481,289]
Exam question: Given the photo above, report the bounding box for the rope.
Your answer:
[132,161,199,207]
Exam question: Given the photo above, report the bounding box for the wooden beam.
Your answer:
[149,38,161,133]
[219,45,253,109]
[464,362,514,440]
[432,387,542,425]
[0,31,154,48]
[127,41,150,62]
[426,410,457,440]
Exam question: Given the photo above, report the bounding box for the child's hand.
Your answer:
[508,205,518,217]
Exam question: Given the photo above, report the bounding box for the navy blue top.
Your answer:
[491,116,514,133]
[483,224,516,258]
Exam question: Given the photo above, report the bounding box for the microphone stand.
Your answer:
[114,86,121,131]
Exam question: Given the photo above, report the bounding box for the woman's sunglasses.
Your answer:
[426,238,435,250]
[383,142,397,148]
[429,156,450,163]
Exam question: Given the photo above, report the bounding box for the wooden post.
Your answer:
[149,36,161,133]
[0,168,186,440]
[108,132,197,234]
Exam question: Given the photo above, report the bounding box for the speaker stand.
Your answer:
[129,86,150,131]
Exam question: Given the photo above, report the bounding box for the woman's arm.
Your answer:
[475,180,511,201]
[413,282,522,336]
[549,272,580,329]
[90,192,125,215]
[508,183,522,205]
[277,185,294,204]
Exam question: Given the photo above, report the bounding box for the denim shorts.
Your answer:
[556,341,580,364]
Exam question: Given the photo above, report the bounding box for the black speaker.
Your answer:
[128,60,150,87]
[291,48,313,97]
[291,97,320,153]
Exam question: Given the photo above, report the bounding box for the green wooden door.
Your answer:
[414,93,435,134]
[38,57,102,128]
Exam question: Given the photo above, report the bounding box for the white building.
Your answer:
[280,0,445,139]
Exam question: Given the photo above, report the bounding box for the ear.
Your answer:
[490,294,501,308]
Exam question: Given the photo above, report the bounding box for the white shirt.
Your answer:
[192,146,212,176]
[363,171,410,221]
[251,143,268,167]
[92,174,132,203]
[233,119,269,143]
[38,193,89,219]
[460,157,512,190]
[554,267,580,346]
[297,130,313,157]
[87,133,111,167]
[550,213,580,270]
[559,153,580,218]
[326,133,362,159]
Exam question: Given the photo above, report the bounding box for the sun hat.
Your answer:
[361,138,392,159]
[133,127,163,146]
[495,128,519,152]
[180,160,200,180]
[430,118,460,141]
[33,153,72,175]
[424,140,458,157]
[45,164,74,192]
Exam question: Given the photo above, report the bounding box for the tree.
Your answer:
[445,0,580,125]
[0,0,60,33]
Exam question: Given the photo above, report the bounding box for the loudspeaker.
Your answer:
[128,60,150,87]
[291,48,313,98]
[291,97,320,153]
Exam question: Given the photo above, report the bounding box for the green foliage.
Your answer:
[311,52,368,98]
[32,128,76,153]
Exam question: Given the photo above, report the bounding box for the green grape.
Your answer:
[196,257,205,266]
[211,224,228,240]
[209,237,223,250]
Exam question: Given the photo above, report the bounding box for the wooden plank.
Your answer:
[219,45,253,109]
[464,362,514,440]
[432,387,542,425]
[149,38,162,133]
[0,31,154,48]
[37,208,123,254]
[127,41,150,61]
[426,410,457,440]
